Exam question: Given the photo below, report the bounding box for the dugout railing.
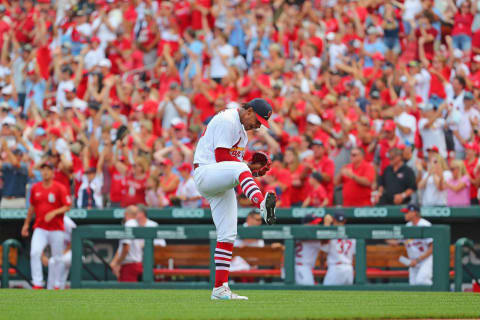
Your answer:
[71,224,451,291]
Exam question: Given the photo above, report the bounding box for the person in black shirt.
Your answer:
[0,138,29,208]
[374,148,416,205]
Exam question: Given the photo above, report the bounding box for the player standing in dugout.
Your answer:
[193,98,277,300]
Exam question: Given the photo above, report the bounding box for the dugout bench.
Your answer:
[152,244,456,280]
[71,224,452,291]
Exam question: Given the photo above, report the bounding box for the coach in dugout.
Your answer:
[110,206,143,282]
[402,204,433,285]
[388,204,433,285]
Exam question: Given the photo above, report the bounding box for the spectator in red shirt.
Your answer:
[302,172,328,207]
[263,155,292,208]
[306,140,335,205]
[416,14,437,61]
[283,147,310,206]
[464,143,480,204]
[158,158,180,204]
[376,120,399,174]
[335,147,376,207]
[120,157,149,207]
[451,1,474,52]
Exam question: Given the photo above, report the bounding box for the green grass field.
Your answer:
[0,289,479,320]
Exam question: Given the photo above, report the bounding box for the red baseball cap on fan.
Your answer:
[48,127,62,137]
[372,52,385,61]
[384,120,396,132]
[427,145,439,153]
[143,100,158,114]
[177,162,193,172]
[322,109,335,121]
[161,158,173,166]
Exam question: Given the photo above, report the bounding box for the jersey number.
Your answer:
[295,242,303,258]
[337,239,352,255]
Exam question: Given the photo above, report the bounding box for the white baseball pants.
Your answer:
[323,264,354,285]
[30,228,65,288]
[47,250,72,289]
[295,265,315,285]
[193,162,250,243]
[409,256,433,285]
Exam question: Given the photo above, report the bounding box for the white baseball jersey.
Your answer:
[118,219,143,264]
[295,241,323,268]
[144,218,166,247]
[321,239,356,266]
[404,218,432,260]
[63,215,77,247]
[194,109,248,165]
[235,222,265,248]
[175,177,201,208]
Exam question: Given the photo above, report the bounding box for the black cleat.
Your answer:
[260,192,277,225]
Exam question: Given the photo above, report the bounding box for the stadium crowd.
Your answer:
[1,0,480,210]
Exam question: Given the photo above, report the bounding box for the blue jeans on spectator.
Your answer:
[429,95,444,110]
[452,34,472,51]
[383,37,400,52]
[403,20,412,35]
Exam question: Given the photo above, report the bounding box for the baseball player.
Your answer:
[401,204,433,285]
[21,161,72,289]
[295,214,324,285]
[47,215,76,289]
[193,98,277,300]
[321,211,356,286]
[109,206,143,282]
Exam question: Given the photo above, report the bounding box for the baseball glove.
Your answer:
[249,151,272,177]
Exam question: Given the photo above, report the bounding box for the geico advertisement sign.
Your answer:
[66,209,88,219]
[1,208,88,219]
[353,208,388,217]
[420,207,451,217]
[292,208,326,217]
[0,209,27,219]
[172,209,205,218]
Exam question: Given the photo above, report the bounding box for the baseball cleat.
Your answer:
[260,192,276,225]
[211,283,248,300]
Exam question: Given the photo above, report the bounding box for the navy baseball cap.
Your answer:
[401,204,419,213]
[248,98,272,128]
[333,211,346,222]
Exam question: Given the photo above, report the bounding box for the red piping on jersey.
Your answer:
[215,148,240,162]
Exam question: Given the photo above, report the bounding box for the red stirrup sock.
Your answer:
[214,242,234,288]
[238,171,264,208]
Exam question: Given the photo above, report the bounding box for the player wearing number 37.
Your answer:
[295,212,355,286]
[193,98,277,300]
[21,161,72,289]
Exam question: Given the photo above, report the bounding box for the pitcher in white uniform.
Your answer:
[193,99,277,300]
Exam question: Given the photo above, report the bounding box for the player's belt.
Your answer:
[193,164,199,170]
